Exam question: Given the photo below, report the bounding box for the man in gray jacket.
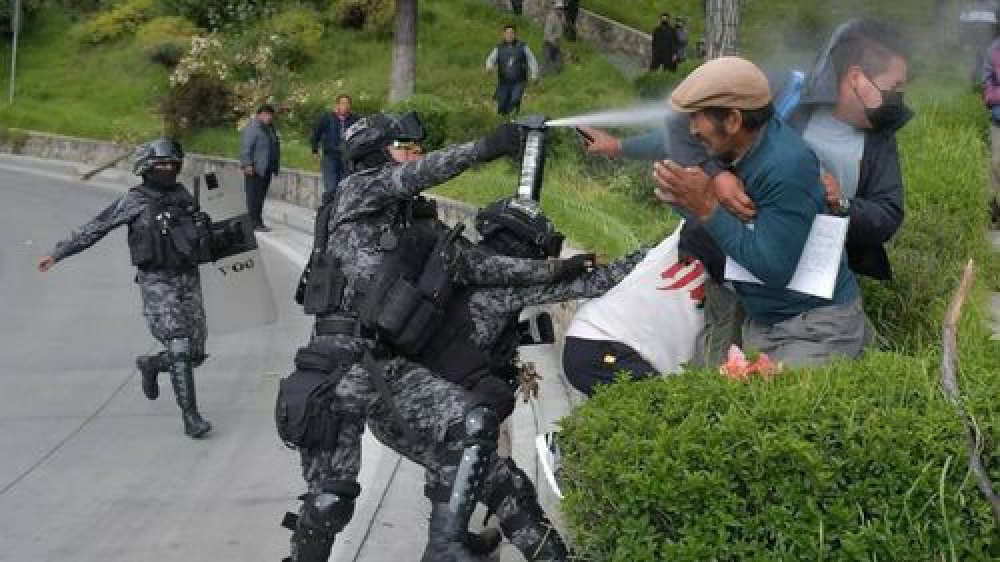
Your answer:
[240,104,281,232]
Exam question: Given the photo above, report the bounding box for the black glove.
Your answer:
[478,123,522,161]
[553,253,596,281]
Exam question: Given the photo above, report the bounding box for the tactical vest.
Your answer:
[127,185,213,271]
[496,41,529,84]
[304,197,460,356]
[415,288,520,387]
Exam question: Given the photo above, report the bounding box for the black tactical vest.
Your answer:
[127,184,212,271]
[415,288,519,387]
[496,41,529,84]
[305,197,460,356]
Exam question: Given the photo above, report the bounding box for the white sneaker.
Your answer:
[535,431,564,499]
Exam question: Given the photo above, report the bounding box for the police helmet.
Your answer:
[133,138,184,176]
[475,197,564,259]
[343,111,426,172]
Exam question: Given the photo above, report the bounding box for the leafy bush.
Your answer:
[162,0,277,31]
[136,16,197,67]
[162,72,235,135]
[328,0,393,35]
[560,354,1000,561]
[0,0,43,31]
[71,0,156,45]
[267,6,325,67]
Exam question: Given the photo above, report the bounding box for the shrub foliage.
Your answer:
[561,355,1000,561]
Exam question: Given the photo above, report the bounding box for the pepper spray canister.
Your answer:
[513,115,548,202]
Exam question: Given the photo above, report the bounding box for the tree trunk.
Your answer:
[705,0,740,59]
[389,0,417,103]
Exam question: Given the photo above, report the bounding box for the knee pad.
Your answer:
[296,481,360,536]
[166,338,192,362]
[462,405,500,448]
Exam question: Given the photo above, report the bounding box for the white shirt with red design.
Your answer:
[566,223,706,374]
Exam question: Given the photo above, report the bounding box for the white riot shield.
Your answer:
[193,169,278,334]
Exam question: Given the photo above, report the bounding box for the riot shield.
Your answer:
[192,169,278,334]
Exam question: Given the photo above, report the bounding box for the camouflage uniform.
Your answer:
[50,189,207,354]
[290,140,579,562]
[49,183,212,437]
[365,248,646,554]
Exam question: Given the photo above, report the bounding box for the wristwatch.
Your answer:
[837,196,851,217]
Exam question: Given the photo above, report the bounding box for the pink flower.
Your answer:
[719,345,782,380]
[719,345,751,380]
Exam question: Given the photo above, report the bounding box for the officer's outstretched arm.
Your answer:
[453,240,596,287]
[500,248,648,311]
[48,192,144,263]
[379,124,522,201]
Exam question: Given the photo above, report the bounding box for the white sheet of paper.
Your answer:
[724,215,849,300]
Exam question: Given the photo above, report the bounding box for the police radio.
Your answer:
[513,115,548,202]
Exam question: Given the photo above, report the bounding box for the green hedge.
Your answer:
[559,69,1000,559]
[561,353,1000,561]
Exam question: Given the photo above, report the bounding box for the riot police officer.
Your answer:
[38,139,213,438]
[280,114,590,562]
[366,196,647,559]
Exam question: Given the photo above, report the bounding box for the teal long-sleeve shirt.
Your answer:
[693,118,859,326]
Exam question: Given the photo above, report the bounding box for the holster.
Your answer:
[274,344,355,450]
[301,253,346,316]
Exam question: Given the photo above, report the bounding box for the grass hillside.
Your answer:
[0,0,670,255]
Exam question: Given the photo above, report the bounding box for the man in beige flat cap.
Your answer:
[653,56,871,367]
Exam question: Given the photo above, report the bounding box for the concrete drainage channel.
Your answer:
[0,148,582,560]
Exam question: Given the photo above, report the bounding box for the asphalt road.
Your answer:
[0,163,314,562]
[0,156,566,562]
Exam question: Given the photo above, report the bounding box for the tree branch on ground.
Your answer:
[939,259,1000,528]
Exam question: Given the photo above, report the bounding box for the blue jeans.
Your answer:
[495,81,526,115]
[321,153,344,196]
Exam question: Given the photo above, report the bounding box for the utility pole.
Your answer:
[8,0,21,104]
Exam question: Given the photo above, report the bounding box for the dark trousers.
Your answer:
[650,52,677,72]
[510,0,522,14]
[562,336,658,396]
[320,153,344,196]
[565,1,579,40]
[543,41,562,74]
[244,173,272,226]
[495,81,527,115]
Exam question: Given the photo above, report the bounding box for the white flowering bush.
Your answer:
[165,31,320,134]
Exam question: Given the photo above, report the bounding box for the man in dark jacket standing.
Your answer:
[651,13,678,72]
[240,104,281,232]
[311,95,359,200]
[564,0,580,41]
[486,25,539,115]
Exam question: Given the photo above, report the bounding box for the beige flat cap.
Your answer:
[669,56,772,112]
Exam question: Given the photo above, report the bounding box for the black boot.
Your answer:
[488,460,570,562]
[464,528,502,556]
[168,358,212,438]
[421,503,489,562]
[136,352,168,400]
